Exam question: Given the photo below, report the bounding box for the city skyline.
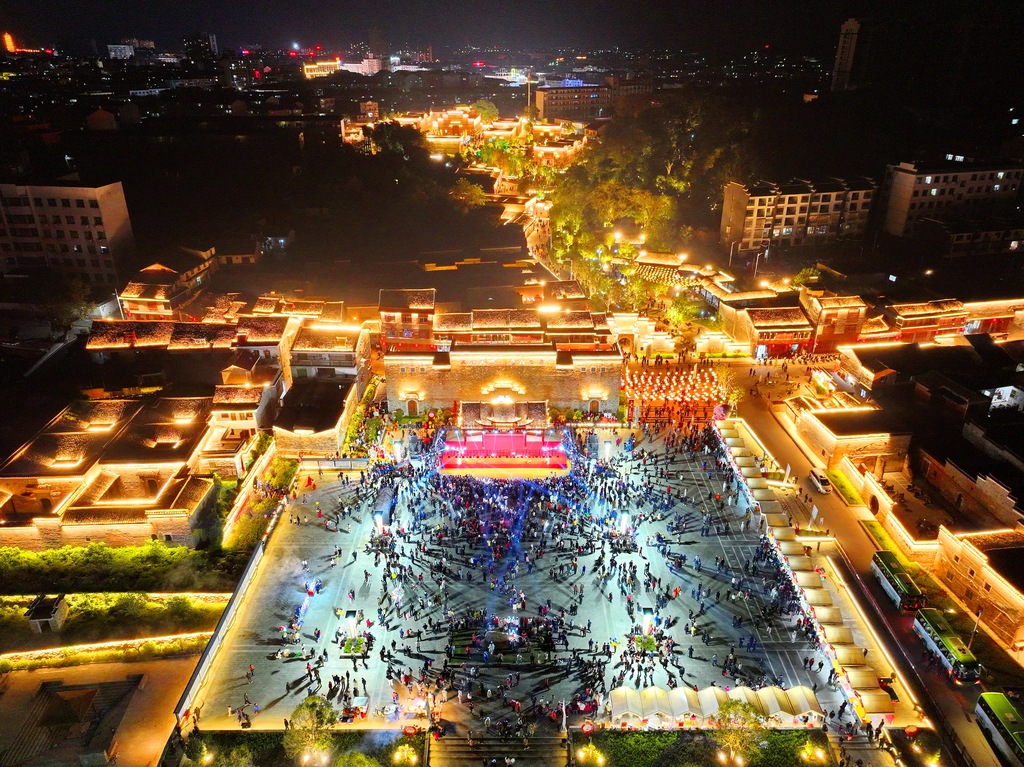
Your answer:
[5,0,863,56]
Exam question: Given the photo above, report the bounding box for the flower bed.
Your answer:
[341,637,367,655]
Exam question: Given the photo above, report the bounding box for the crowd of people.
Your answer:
[250,417,846,746]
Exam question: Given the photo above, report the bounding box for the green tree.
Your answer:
[283,695,337,760]
[664,293,704,326]
[183,733,208,763]
[450,178,488,211]
[45,277,92,338]
[214,745,255,767]
[792,267,821,286]
[708,700,765,763]
[472,99,499,123]
[363,121,428,160]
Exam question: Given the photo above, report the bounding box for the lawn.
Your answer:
[825,470,864,506]
[0,592,226,652]
[0,541,247,596]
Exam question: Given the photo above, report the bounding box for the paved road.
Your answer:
[737,369,1001,767]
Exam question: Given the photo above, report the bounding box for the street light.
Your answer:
[968,607,983,651]
[577,743,605,765]
[718,749,745,766]
[393,743,419,765]
[728,240,738,267]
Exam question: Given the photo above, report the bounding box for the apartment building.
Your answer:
[880,160,1024,237]
[720,177,876,254]
[0,181,135,283]
[535,80,611,121]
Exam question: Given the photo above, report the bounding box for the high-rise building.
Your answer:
[880,160,1024,237]
[720,177,876,253]
[183,33,218,61]
[368,27,387,58]
[107,44,134,60]
[831,18,862,92]
[122,38,155,50]
[535,80,611,121]
[0,182,135,283]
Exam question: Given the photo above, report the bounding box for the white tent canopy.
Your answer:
[668,687,702,719]
[639,687,672,718]
[834,647,867,666]
[606,685,821,726]
[786,556,816,571]
[858,689,895,715]
[844,668,881,690]
[812,607,844,624]
[822,626,855,645]
[610,686,643,719]
[795,571,824,589]
[756,686,792,717]
[697,686,730,718]
[804,589,833,606]
[777,542,806,555]
[785,686,824,718]
[727,687,766,717]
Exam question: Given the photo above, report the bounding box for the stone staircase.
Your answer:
[719,419,775,505]
[430,734,567,767]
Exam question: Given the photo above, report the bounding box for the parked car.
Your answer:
[808,468,832,494]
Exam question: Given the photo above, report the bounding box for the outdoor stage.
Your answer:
[439,430,568,476]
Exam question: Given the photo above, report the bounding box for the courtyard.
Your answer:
[193,420,857,747]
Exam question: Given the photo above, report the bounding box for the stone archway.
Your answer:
[869,495,880,514]
[407,399,418,417]
[589,399,601,414]
[618,337,633,355]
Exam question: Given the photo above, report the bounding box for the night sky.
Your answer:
[4,0,868,55]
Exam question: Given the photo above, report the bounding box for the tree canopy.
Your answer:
[283,695,338,760]
[708,699,766,761]
[363,121,428,160]
[450,178,488,211]
[471,99,499,123]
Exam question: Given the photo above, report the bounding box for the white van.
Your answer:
[808,468,832,494]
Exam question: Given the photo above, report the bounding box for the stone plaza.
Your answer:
[194,421,857,754]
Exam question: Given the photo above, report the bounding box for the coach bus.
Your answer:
[976,692,1024,767]
[870,551,926,612]
[912,607,982,684]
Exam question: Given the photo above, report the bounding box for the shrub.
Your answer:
[825,470,864,506]
[364,417,383,444]
[0,542,246,596]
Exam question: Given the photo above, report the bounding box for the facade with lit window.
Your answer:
[881,300,968,344]
[0,181,135,283]
[719,177,876,255]
[881,160,1024,237]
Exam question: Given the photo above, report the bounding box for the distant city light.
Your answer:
[292,42,300,50]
